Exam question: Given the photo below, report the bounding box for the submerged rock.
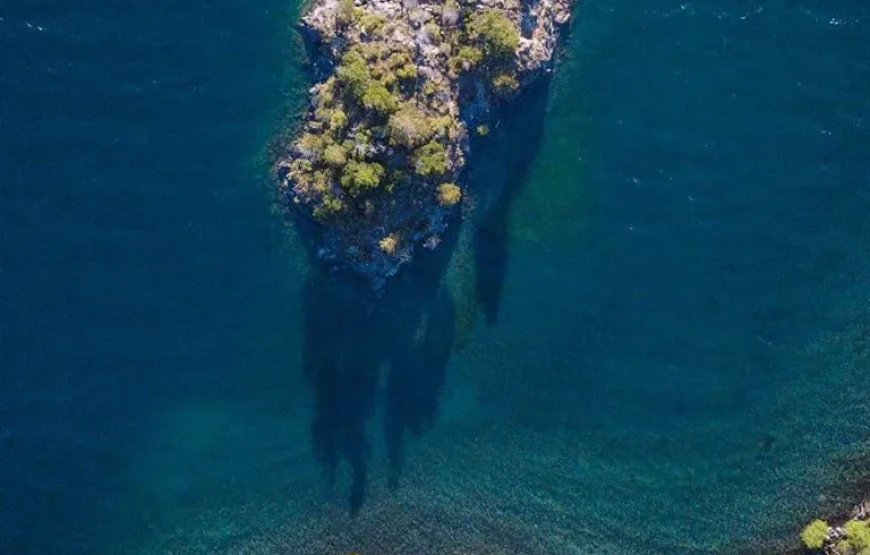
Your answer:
[276,0,574,285]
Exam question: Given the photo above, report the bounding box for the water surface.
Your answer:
[2,1,868,554]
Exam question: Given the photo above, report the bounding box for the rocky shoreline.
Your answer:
[276,0,573,286]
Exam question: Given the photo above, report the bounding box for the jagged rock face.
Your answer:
[276,0,573,286]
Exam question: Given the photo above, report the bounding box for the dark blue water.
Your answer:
[2,1,868,554]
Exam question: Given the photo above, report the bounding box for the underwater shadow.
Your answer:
[299,224,458,515]
[469,76,553,324]
[293,70,553,515]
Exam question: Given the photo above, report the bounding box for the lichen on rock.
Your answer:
[276,0,574,285]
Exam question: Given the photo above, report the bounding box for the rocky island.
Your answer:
[276,0,573,285]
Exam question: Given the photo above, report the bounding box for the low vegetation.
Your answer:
[800,516,870,554]
[843,519,870,553]
[414,140,449,176]
[437,182,461,206]
[467,8,520,60]
[802,520,830,550]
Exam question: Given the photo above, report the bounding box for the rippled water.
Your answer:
[2,1,868,554]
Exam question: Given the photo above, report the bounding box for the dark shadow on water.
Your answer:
[469,76,552,324]
[294,74,552,516]
[299,226,458,515]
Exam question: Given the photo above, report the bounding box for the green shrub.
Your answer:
[491,71,519,95]
[377,69,398,89]
[314,105,333,123]
[801,520,830,550]
[429,115,454,136]
[424,22,442,42]
[845,520,870,550]
[451,45,483,73]
[340,138,360,160]
[316,79,336,108]
[289,158,312,175]
[395,62,418,81]
[359,13,386,35]
[337,49,371,98]
[379,233,399,254]
[414,140,448,176]
[290,167,312,192]
[323,143,348,166]
[467,9,519,60]
[328,109,348,133]
[297,133,327,158]
[384,51,418,82]
[313,193,345,221]
[348,129,371,159]
[422,80,439,96]
[335,0,358,28]
[340,160,385,195]
[387,106,433,148]
[361,81,398,115]
[386,50,411,69]
[437,182,461,206]
[357,41,387,62]
[293,167,330,195]
[311,170,330,192]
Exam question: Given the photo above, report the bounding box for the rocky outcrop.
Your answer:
[276,0,573,286]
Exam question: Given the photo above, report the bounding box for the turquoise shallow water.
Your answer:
[2,1,869,554]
